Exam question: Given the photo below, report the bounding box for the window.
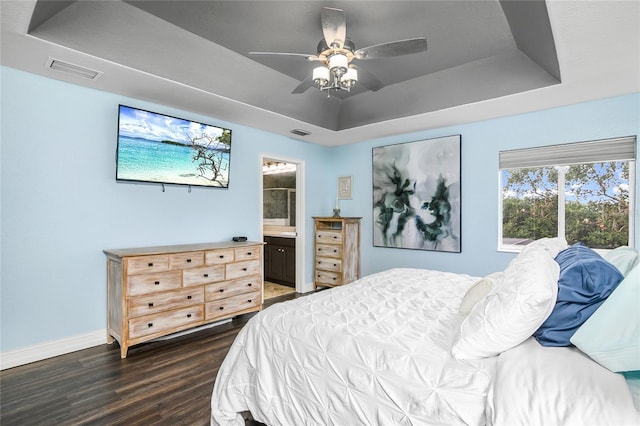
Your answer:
[499,136,636,251]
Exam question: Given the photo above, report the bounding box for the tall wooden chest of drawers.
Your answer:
[105,241,263,358]
[313,217,361,289]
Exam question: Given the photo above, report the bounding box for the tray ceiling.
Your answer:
[1,1,638,145]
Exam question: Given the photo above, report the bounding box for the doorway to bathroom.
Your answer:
[260,155,305,300]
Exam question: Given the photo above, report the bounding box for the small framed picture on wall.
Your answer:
[338,176,352,199]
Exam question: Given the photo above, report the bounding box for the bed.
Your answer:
[211,239,640,425]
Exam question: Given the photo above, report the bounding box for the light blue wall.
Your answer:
[0,66,331,352]
[1,65,638,353]
[335,93,640,277]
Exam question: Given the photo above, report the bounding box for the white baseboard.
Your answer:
[300,281,315,293]
[0,330,107,370]
[0,296,300,371]
[0,319,237,370]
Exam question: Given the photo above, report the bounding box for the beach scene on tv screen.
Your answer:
[117,106,231,187]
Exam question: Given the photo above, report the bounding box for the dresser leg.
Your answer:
[120,345,128,359]
[106,333,115,345]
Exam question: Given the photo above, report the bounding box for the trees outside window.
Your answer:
[501,162,631,249]
[499,137,635,251]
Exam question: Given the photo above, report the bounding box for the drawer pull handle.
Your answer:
[334,250,337,253]
[148,262,154,267]
[187,295,192,300]
[333,236,337,239]
[186,259,192,263]
[219,255,224,259]
[248,299,252,303]
[187,314,192,318]
[148,323,153,328]
[148,303,154,307]
[154,281,160,285]
[247,283,252,287]
[318,248,322,251]
[219,289,224,293]
[204,273,209,278]
[219,306,224,310]
[247,252,252,256]
[333,277,337,281]
[334,264,337,267]
[242,267,248,271]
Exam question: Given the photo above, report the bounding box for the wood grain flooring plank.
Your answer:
[0,292,305,426]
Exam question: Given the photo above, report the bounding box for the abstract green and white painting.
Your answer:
[373,135,461,252]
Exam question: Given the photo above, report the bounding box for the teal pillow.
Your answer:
[623,371,640,411]
[603,246,639,276]
[571,265,640,372]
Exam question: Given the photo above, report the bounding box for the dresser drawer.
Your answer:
[316,257,342,272]
[183,265,225,287]
[316,244,342,258]
[129,305,204,339]
[226,259,261,280]
[234,246,260,261]
[205,290,261,321]
[128,287,204,318]
[127,270,182,296]
[205,248,235,265]
[205,275,261,302]
[316,230,342,244]
[169,251,204,270]
[315,270,342,286]
[127,255,169,275]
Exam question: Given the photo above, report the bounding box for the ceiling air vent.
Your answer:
[290,129,311,137]
[46,58,103,80]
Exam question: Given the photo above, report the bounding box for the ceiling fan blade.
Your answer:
[354,38,427,60]
[353,66,385,92]
[321,7,346,48]
[292,77,314,94]
[249,52,320,61]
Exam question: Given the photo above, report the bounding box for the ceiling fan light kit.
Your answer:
[313,53,358,93]
[328,53,348,73]
[249,6,427,96]
[341,68,358,89]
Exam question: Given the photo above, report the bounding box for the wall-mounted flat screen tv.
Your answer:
[116,105,232,188]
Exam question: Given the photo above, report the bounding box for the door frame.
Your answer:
[259,154,306,294]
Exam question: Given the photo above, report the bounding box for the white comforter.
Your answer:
[493,337,640,426]
[211,268,496,426]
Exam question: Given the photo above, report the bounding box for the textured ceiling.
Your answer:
[1,1,638,145]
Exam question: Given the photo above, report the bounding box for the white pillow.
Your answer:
[521,237,568,258]
[458,272,502,315]
[451,246,559,360]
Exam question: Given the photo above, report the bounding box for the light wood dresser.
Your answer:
[313,217,361,289]
[104,241,263,358]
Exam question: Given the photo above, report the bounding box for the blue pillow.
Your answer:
[534,243,624,346]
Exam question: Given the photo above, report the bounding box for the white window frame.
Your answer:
[498,136,637,252]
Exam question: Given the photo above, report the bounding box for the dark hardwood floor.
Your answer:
[0,292,303,426]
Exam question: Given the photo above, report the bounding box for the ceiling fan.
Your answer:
[249,7,428,95]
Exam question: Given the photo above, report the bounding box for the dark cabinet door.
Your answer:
[264,244,278,282]
[264,237,295,287]
[270,246,286,282]
[282,246,296,285]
